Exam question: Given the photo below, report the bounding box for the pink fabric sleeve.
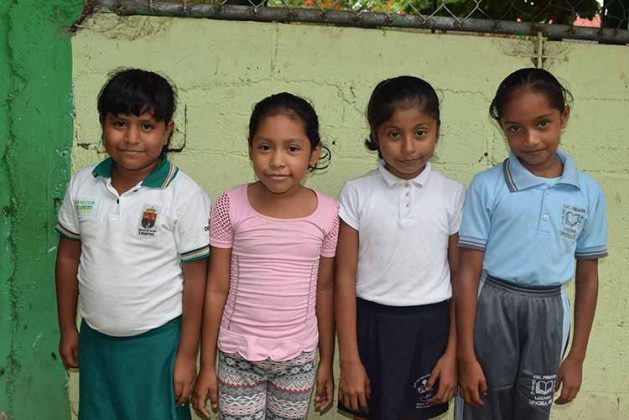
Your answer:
[320,204,339,258]
[210,193,234,248]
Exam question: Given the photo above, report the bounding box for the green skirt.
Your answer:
[78,317,191,420]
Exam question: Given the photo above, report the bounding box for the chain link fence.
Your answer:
[89,0,629,43]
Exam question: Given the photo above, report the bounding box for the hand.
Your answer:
[426,352,457,405]
[314,363,334,413]
[555,356,583,404]
[59,327,79,368]
[338,360,371,413]
[173,353,196,407]
[193,368,219,419]
[458,356,487,406]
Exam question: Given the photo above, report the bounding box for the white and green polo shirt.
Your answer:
[56,156,210,337]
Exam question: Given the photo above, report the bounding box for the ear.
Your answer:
[309,143,322,168]
[560,106,570,129]
[164,120,175,145]
[435,125,441,143]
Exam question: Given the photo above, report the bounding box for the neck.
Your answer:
[111,161,159,194]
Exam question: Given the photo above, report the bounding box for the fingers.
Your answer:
[427,379,447,405]
[209,384,219,411]
[193,388,210,419]
[177,381,193,406]
[555,381,579,405]
[174,379,184,406]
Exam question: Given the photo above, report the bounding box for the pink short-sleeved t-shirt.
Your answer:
[210,184,339,361]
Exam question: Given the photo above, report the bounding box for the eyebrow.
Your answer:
[503,113,554,124]
[253,136,307,143]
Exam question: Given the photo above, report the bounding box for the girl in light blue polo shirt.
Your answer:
[456,68,608,420]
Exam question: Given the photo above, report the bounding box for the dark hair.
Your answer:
[97,68,176,123]
[490,68,572,121]
[365,76,441,157]
[248,92,330,171]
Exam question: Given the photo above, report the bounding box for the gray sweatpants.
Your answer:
[456,276,569,420]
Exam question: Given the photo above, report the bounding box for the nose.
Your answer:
[401,135,416,155]
[524,129,540,147]
[270,150,285,168]
[124,124,141,144]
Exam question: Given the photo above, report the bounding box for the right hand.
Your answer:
[338,360,371,413]
[193,368,219,419]
[458,356,488,406]
[59,327,79,368]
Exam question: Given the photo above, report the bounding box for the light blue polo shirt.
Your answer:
[459,150,607,286]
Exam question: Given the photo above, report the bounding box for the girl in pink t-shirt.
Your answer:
[194,93,339,419]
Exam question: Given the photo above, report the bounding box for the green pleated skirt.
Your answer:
[78,317,192,420]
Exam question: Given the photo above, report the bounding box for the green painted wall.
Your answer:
[0,0,83,418]
[68,13,629,420]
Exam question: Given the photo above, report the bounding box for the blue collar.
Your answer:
[502,150,580,192]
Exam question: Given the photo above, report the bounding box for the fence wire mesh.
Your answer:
[91,0,629,43]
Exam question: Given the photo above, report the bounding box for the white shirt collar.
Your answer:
[378,160,432,188]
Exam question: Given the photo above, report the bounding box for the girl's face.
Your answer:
[376,104,439,180]
[500,90,569,177]
[249,114,320,195]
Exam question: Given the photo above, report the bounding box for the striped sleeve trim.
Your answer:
[56,223,80,241]
[180,245,209,263]
[575,248,608,259]
[458,237,487,251]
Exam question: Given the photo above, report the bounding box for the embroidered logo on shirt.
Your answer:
[138,204,161,237]
[560,205,585,240]
[75,198,98,218]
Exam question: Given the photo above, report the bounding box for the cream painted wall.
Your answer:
[70,13,629,419]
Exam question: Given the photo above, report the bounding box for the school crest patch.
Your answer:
[138,204,162,237]
[560,204,585,240]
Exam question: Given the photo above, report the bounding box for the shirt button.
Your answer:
[545,190,550,196]
[543,214,549,221]
[405,192,409,197]
[405,183,410,188]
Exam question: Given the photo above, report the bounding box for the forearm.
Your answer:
[568,260,599,362]
[55,255,79,332]
[456,278,479,360]
[316,288,334,366]
[178,262,207,358]
[335,278,360,364]
[199,288,228,370]
[445,297,457,356]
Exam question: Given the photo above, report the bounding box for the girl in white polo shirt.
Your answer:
[336,76,465,419]
[55,69,210,420]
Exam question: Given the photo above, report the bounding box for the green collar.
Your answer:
[91,153,179,189]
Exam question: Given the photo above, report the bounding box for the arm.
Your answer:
[555,258,599,404]
[427,233,459,404]
[455,247,488,406]
[174,258,208,406]
[334,221,370,413]
[314,256,335,413]
[193,246,231,418]
[55,236,82,368]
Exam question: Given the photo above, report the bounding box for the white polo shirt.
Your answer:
[338,161,465,306]
[56,156,210,337]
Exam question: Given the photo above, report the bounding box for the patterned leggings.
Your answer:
[218,350,316,420]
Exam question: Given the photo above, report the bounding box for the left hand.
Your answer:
[555,356,583,405]
[314,362,334,413]
[426,352,457,405]
[174,352,197,406]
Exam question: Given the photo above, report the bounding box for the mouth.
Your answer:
[267,174,290,179]
[397,158,422,165]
